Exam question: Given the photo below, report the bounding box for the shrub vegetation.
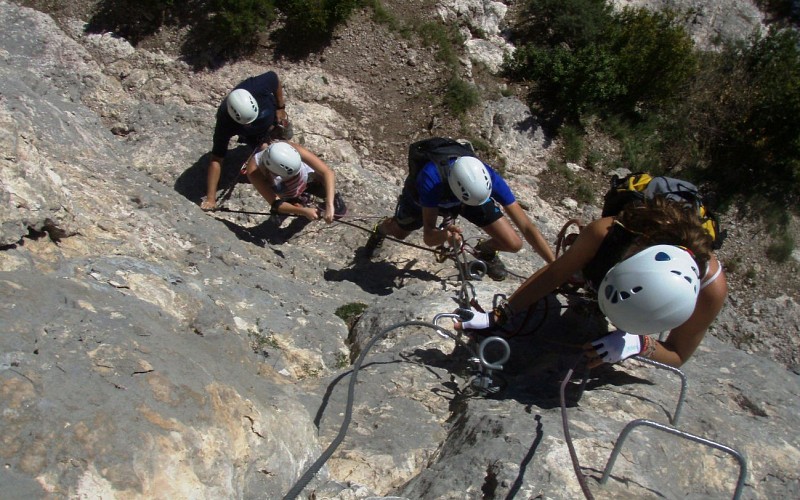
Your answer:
[505,0,800,225]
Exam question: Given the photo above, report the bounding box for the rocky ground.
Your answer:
[2,0,799,498]
[22,0,799,304]
[11,1,800,377]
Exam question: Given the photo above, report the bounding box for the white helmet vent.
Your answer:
[598,245,701,334]
[227,89,259,125]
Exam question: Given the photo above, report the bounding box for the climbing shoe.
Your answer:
[483,254,508,281]
[364,222,386,258]
[475,240,508,281]
[333,192,347,220]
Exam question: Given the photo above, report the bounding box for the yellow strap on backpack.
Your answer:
[626,173,652,192]
[701,219,718,242]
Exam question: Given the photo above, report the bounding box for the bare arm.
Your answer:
[291,142,336,223]
[651,256,727,366]
[201,154,225,210]
[455,216,612,330]
[245,156,318,220]
[506,217,613,313]
[503,201,556,263]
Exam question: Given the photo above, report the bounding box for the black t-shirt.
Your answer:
[211,71,280,157]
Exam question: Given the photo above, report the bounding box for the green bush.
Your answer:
[505,2,694,126]
[417,21,462,69]
[335,302,368,329]
[209,0,275,51]
[511,0,613,48]
[87,0,182,44]
[88,0,279,66]
[755,0,800,22]
[607,8,697,111]
[444,78,481,116]
[560,124,585,163]
[279,0,360,51]
[506,43,622,123]
[766,231,795,263]
[506,1,800,226]
[700,27,800,214]
[363,0,398,28]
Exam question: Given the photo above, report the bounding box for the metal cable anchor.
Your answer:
[468,336,510,394]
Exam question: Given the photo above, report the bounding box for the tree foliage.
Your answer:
[702,27,800,213]
[608,8,697,110]
[206,0,276,58]
[511,0,613,48]
[506,0,800,222]
[505,1,695,126]
[277,0,361,55]
[86,0,368,66]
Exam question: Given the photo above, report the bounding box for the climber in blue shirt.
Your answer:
[364,154,556,280]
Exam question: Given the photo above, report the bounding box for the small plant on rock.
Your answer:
[335,302,368,329]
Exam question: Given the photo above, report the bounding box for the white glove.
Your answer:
[456,307,492,330]
[590,330,642,364]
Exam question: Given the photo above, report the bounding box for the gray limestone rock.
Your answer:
[0,2,797,500]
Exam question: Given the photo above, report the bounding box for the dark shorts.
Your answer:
[393,190,504,231]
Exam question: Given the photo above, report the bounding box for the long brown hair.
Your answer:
[617,197,713,275]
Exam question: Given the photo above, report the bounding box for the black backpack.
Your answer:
[602,172,726,249]
[405,137,476,197]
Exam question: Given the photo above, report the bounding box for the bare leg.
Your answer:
[479,217,523,253]
[379,217,412,239]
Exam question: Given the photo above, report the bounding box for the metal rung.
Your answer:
[632,356,687,425]
[601,418,748,500]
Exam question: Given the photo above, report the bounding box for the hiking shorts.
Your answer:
[393,191,504,231]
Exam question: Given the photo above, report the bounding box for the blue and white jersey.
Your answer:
[415,159,515,208]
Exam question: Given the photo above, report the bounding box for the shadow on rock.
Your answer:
[411,293,656,408]
[214,215,311,246]
[174,146,254,206]
[324,257,443,296]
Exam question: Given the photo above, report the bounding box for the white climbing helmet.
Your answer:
[226,89,259,124]
[449,156,492,206]
[261,141,302,177]
[598,245,701,334]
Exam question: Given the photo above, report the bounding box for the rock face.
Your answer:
[0,2,798,500]
[609,0,765,48]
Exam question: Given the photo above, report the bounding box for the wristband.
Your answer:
[639,335,657,358]
[276,105,285,110]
